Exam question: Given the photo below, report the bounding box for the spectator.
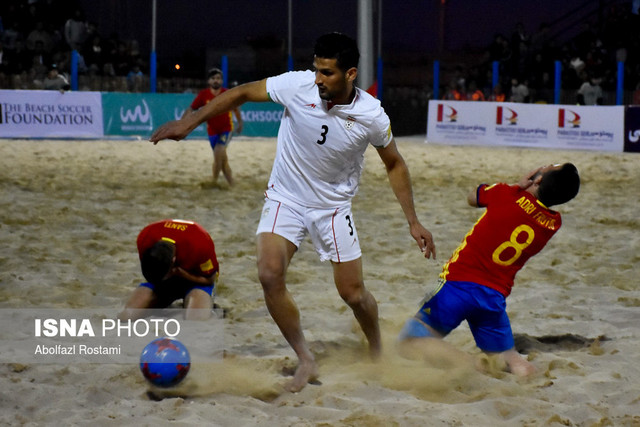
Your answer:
[21,3,43,33]
[509,77,530,103]
[1,21,22,51]
[26,21,53,53]
[577,74,603,105]
[82,34,105,73]
[42,64,70,91]
[488,83,506,102]
[530,22,551,54]
[467,80,485,101]
[29,40,51,73]
[126,63,144,92]
[113,40,132,76]
[441,78,465,101]
[64,9,87,51]
[510,22,530,50]
[489,33,511,64]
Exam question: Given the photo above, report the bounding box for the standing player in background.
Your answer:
[150,32,436,392]
[183,68,244,187]
[119,219,219,321]
[398,163,580,376]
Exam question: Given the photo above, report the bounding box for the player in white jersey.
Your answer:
[150,32,436,392]
[264,69,391,208]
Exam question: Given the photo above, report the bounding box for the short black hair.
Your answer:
[140,241,175,284]
[537,163,580,207]
[207,67,222,79]
[314,32,359,71]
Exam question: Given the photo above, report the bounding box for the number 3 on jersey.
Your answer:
[316,125,329,145]
[492,224,535,266]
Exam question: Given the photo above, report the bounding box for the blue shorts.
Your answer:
[208,132,232,149]
[401,280,514,353]
[140,277,214,308]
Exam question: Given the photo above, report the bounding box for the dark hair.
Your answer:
[140,241,175,284]
[537,163,580,207]
[314,32,359,71]
[207,67,222,79]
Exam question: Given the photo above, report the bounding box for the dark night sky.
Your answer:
[78,0,605,75]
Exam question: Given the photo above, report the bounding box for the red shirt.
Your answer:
[441,183,561,296]
[137,219,218,278]
[191,87,233,135]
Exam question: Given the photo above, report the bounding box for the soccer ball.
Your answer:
[139,337,190,387]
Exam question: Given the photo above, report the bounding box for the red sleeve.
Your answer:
[190,90,206,110]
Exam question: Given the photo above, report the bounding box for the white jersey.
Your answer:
[265,70,393,208]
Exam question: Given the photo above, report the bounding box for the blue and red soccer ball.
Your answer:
[140,337,190,387]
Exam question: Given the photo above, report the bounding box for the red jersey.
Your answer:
[440,183,561,296]
[137,219,218,278]
[191,87,233,135]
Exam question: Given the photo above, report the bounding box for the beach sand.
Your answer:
[1,136,639,426]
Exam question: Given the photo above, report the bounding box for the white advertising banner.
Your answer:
[427,100,624,152]
[0,90,104,138]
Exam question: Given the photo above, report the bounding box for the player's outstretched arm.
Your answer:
[149,79,268,144]
[377,140,436,259]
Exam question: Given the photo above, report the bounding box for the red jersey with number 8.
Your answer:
[440,183,562,297]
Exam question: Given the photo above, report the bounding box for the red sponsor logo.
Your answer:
[558,109,581,128]
[437,104,458,122]
[496,106,518,125]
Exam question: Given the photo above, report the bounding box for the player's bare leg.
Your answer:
[183,288,213,321]
[257,233,318,392]
[118,286,156,320]
[221,154,234,186]
[213,145,233,186]
[212,159,220,186]
[333,258,381,358]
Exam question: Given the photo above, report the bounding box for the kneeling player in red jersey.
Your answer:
[120,219,219,321]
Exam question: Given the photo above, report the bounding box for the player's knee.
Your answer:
[337,282,365,306]
[257,264,285,291]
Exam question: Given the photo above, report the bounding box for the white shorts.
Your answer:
[256,198,361,263]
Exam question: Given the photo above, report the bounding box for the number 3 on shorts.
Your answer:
[492,224,535,266]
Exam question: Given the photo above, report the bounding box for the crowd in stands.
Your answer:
[0,0,148,92]
[440,3,640,105]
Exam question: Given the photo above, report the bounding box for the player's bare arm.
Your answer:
[467,187,480,207]
[180,107,195,120]
[233,107,244,134]
[170,267,216,286]
[468,164,550,207]
[517,165,545,189]
[377,140,436,259]
[150,79,268,144]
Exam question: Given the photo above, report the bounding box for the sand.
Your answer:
[1,136,639,426]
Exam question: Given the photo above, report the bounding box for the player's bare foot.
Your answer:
[284,360,319,393]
